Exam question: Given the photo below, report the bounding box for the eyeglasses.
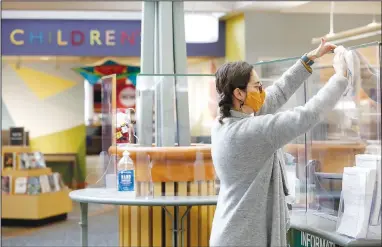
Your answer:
[255,81,263,93]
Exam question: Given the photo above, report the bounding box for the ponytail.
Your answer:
[218,94,233,124]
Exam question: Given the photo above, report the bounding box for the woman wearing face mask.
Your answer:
[209,40,350,247]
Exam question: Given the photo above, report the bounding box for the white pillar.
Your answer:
[173,1,191,146]
[137,1,156,147]
[139,1,191,147]
[156,2,176,147]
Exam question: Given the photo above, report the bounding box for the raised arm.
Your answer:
[252,46,349,150]
[259,73,348,150]
[256,39,337,116]
[255,60,311,115]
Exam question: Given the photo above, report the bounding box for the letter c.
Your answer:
[10,29,24,45]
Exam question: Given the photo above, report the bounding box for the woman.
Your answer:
[210,40,349,247]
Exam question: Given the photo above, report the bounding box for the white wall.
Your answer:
[2,61,84,138]
[244,12,381,63]
[2,102,15,129]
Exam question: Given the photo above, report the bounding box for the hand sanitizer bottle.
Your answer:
[117,150,136,196]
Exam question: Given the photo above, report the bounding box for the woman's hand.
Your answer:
[307,38,337,61]
[333,46,348,77]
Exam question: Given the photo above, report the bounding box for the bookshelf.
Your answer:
[1,145,73,222]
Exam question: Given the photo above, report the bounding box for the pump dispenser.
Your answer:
[117,150,136,195]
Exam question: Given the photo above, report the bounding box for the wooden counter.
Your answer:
[111,145,216,247]
[108,145,215,183]
[284,141,366,173]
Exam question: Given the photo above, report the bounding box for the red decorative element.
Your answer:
[117,80,136,109]
[94,65,127,75]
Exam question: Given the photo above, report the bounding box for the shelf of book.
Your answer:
[2,189,72,220]
[1,145,73,221]
[2,167,52,177]
[2,145,31,152]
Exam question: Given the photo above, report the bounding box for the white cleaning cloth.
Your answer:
[333,46,347,76]
[333,46,361,97]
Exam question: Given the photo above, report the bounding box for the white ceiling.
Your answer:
[1,1,308,13]
[2,1,232,12]
[282,1,381,15]
[2,1,380,16]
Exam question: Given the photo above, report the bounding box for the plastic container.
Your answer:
[117,150,136,196]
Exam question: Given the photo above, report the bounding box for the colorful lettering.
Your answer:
[90,30,102,46]
[121,31,136,45]
[57,30,68,46]
[29,32,43,44]
[48,32,52,44]
[105,30,116,46]
[71,30,85,46]
[9,28,141,47]
[10,29,24,45]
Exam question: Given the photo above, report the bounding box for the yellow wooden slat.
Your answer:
[199,181,209,247]
[140,182,150,247]
[119,206,124,246]
[177,182,188,247]
[131,182,141,247]
[189,182,199,247]
[207,181,216,240]
[152,182,162,247]
[165,182,175,247]
[120,204,131,247]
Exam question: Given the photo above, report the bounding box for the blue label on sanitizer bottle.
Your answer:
[118,170,135,192]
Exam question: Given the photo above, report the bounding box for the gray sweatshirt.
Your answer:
[210,60,348,247]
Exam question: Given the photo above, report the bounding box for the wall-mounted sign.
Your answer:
[9,127,25,146]
[2,19,225,57]
[117,82,135,109]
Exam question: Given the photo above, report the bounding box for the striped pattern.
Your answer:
[119,180,216,247]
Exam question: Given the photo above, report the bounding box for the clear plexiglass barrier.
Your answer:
[89,73,219,199]
[92,42,380,240]
[254,42,381,240]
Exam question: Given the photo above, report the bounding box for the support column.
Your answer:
[156,2,176,147]
[139,1,191,147]
[137,1,156,147]
[173,1,191,146]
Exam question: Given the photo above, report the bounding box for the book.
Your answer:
[2,152,16,170]
[19,152,47,169]
[33,152,46,168]
[39,175,51,193]
[27,176,41,195]
[58,173,66,189]
[14,177,28,194]
[1,176,12,194]
[48,174,58,192]
[19,153,32,169]
[53,172,63,191]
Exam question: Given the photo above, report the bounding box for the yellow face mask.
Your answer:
[244,90,266,112]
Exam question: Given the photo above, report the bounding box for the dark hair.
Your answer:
[215,61,253,124]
